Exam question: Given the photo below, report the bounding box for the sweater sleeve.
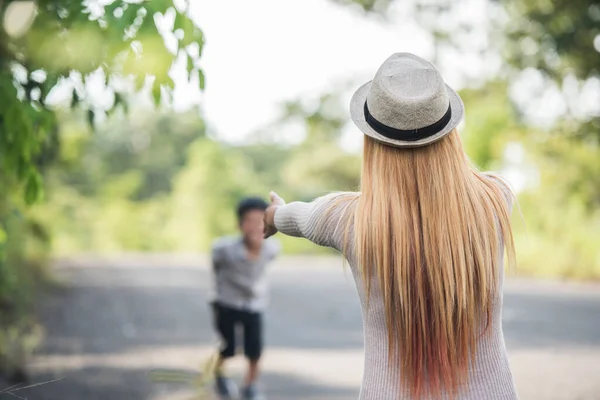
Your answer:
[273,192,356,251]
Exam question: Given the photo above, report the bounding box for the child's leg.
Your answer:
[212,303,240,398]
[212,303,237,374]
[245,359,260,386]
[241,310,263,386]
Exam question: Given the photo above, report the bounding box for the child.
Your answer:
[209,197,280,400]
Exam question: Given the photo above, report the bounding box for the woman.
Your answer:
[263,53,518,399]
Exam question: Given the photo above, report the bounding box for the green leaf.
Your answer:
[0,227,6,244]
[198,69,205,90]
[71,90,79,108]
[41,74,59,100]
[104,2,122,19]
[16,157,28,180]
[136,8,156,36]
[152,84,161,105]
[197,35,204,58]
[174,12,186,34]
[4,104,18,143]
[187,56,193,75]
[174,13,204,48]
[87,109,95,128]
[114,92,122,108]
[66,2,86,24]
[24,80,37,101]
[116,4,142,36]
[24,170,42,205]
[122,97,129,113]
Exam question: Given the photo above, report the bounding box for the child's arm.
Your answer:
[211,244,223,272]
[223,274,255,298]
[212,242,255,298]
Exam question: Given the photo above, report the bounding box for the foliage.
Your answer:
[511,130,600,279]
[1,0,204,198]
[35,98,357,255]
[330,0,391,14]
[0,202,49,378]
[502,0,600,208]
[0,0,205,376]
[498,0,600,279]
[274,93,361,199]
[458,82,600,280]
[503,0,600,83]
[458,81,525,170]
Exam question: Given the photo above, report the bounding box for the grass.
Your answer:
[150,345,220,400]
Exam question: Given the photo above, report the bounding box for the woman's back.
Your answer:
[273,179,517,399]
[343,195,516,399]
[352,258,516,400]
[266,52,519,399]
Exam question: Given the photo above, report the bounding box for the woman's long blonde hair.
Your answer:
[338,130,515,398]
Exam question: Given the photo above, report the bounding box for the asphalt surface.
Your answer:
[5,255,600,400]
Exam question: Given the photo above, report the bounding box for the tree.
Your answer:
[503,0,600,84]
[36,109,208,252]
[253,91,361,201]
[501,0,600,212]
[501,0,600,165]
[0,0,205,380]
[1,0,205,201]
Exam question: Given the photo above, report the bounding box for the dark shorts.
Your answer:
[212,302,263,361]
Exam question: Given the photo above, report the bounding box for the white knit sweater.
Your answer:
[274,188,518,400]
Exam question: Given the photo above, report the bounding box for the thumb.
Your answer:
[269,191,285,206]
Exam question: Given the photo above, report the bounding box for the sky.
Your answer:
[178,0,491,149]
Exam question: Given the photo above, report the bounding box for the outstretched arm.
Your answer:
[264,191,358,251]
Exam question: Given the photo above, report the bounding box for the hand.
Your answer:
[264,191,285,239]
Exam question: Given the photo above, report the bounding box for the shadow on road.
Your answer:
[11,367,359,400]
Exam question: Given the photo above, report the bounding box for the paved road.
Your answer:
[7,255,600,400]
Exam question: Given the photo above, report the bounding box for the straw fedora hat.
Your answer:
[350,52,464,148]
